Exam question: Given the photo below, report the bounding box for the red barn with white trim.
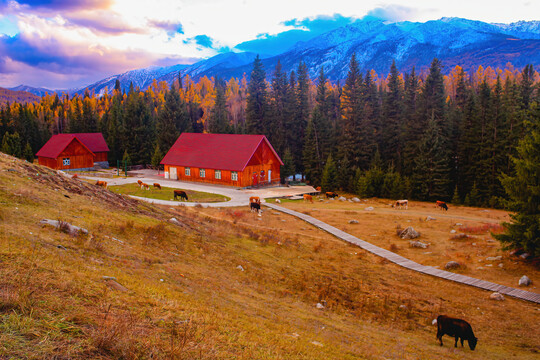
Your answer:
[161,133,283,187]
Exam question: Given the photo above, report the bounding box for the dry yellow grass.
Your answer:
[0,153,539,359]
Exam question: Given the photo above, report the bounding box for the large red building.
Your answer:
[36,133,109,170]
[161,133,283,187]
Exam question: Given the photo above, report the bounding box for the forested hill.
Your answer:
[0,87,41,105]
[1,59,539,210]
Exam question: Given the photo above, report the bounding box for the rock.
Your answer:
[311,341,323,347]
[455,223,463,226]
[490,292,505,301]
[348,199,353,202]
[40,219,88,236]
[236,265,245,272]
[426,216,436,221]
[348,220,359,224]
[519,275,531,286]
[399,226,420,239]
[498,263,504,268]
[409,240,429,249]
[169,218,182,226]
[329,197,335,201]
[351,197,361,203]
[399,304,408,310]
[104,278,129,292]
[520,253,530,259]
[445,261,461,270]
[56,245,67,250]
[319,198,325,202]
[364,206,374,211]
[450,229,456,234]
[486,256,502,261]
[338,196,347,202]
[316,302,325,309]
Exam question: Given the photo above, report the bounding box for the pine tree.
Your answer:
[321,154,338,192]
[208,78,230,134]
[381,60,403,169]
[151,143,163,167]
[302,118,321,185]
[280,148,295,182]
[23,142,34,162]
[245,55,267,134]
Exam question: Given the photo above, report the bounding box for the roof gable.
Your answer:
[74,133,109,153]
[161,133,283,171]
[36,135,95,159]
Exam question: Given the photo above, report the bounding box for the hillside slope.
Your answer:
[0,153,538,359]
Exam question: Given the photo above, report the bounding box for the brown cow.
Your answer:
[303,194,313,203]
[316,186,322,192]
[250,201,261,213]
[392,199,408,209]
[153,183,161,190]
[174,190,188,201]
[95,180,108,189]
[326,191,338,199]
[436,200,448,211]
[137,180,143,186]
[141,183,150,190]
[249,196,261,204]
[435,315,477,350]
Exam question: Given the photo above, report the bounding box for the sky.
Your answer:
[0,0,538,90]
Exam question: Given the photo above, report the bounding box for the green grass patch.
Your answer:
[109,183,230,203]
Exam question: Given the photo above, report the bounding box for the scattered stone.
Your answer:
[498,263,504,268]
[103,278,129,292]
[519,275,531,286]
[424,252,432,254]
[319,198,325,202]
[316,302,325,309]
[351,197,361,203]
[399,304,408,310]
[520,253,530,259]
[275,199,281,203]
[102,276,116,280]
[364,206,374,211]
[472,243,477,246]
[409,240,429,249]
[56,245,67,250]
[490,292,505,301]
[348,199,353,202]
[311,341,323,347]
[426,216,436,221]
[399,226,420,239]
[455,223,463,226]
[485,264,492,267]
[236,265,245,272]
[450,229,456,234]
[329,198,335,201]
[348,220,359,224]
[445,261,461,270]
[338,196,347,202]
[486,256,502,261]
[40,219,88,236]
[169,218,182,226]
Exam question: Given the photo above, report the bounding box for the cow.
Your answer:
[436,200,448,211]
[392,199,408,209]
[435,315,477,350]
[303,194,313,203]
[316,186,322,192]
[141,183,150,190]
[137,180,143,186]
[326,192,339,199]
[95,180,107,189]
[250,201,261,213]
[174,190,188,201]
[249,196,261,204]
[72,174,78,179]
[153,183,161,190]
[275,199,281,204]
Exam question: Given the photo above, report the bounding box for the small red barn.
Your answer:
[161,133,283,187]
[36,133,109,170]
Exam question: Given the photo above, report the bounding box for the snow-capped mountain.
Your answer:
[12,17,540,97]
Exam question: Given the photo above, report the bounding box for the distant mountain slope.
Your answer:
[8,85,54,98]
[0,87,41,104]
[11,17,540,97]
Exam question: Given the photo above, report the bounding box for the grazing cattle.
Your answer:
[436,200,448,211]
[316,186,322,192]
[95,180,107,189]
[140,183,150,190]
[435,315,477,350]
[137,180,143,186]
[326,192,339,199]
[303,194,313,203]
[72,174,78,179]
[393,199,408,209]
[153,183,161,190]
[174,190,188,201]
[275,199,281,204]
[250,201,261,213]
[249,196,261,204]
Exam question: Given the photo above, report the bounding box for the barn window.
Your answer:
[185,167,190,176]
[215,170,221,179]
[199,168,205,178]
[62,158,70,166]
[231,171,238,181]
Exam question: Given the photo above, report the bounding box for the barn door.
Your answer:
[170,167,177,180]
[268,170,271,183]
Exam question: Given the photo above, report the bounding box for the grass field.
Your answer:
[0,153,538,359]
[108,183,230,203]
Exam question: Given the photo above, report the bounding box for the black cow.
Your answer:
[325,191,339,199]
[174,190,188,201]
[435,315,477,350]
[250,202,261,213]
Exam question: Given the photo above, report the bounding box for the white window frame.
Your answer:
[62,158,70,166]
[199,168,205,178]
[215,169,221,180]
[185,167,190,176]
[231,171,238,181]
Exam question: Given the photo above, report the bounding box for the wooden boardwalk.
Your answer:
[264,203,540,304]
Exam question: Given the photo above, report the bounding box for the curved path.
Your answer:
[264,203,540,304]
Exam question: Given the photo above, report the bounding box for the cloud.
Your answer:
[148,19,184,37]
[4,0,112,12]
[235,14,356,56]
[363,5,418,22]
[65,10,146,35]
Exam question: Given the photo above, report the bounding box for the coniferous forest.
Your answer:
[1,57,539,209]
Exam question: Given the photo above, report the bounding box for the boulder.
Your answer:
[520,253,531,259]
[445,261,461,270]
[486,256,502,261]
[348,220,359,224]
[364,206,374,211]
[275,199,281,203]
[409,240,429,249]
[490,292,505,301]
[519,275,532,286]
[316,302,325,309]
[351,197,361,203]
[40,219,88,236]
[338,196,347,202]
[426,216,436,221]
[236,265,245,272]
[450,229,456,234]
[399,226,420,239]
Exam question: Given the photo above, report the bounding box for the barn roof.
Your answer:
[160,133,283,171]
[36,133,107,158]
